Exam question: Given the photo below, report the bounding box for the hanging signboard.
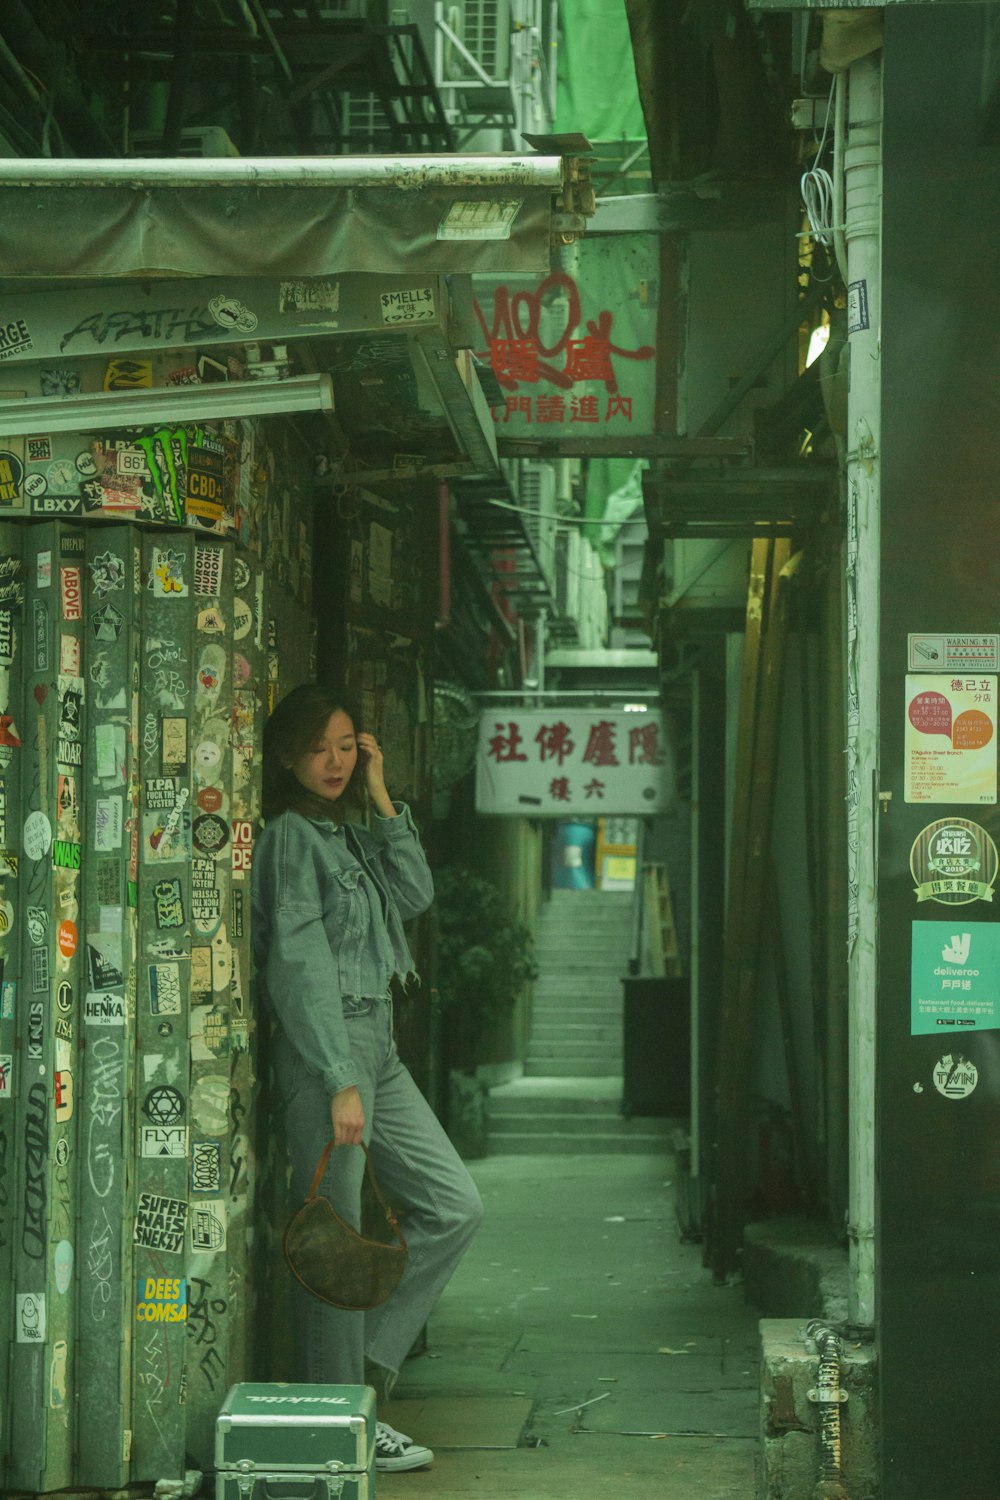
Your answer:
[475,709,673,817]
[904,673,997,803]
[473,235,657,446]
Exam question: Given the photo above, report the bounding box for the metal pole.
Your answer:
[844,53,883,1332]
[0,154,564,188]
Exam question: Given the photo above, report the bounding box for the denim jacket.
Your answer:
[251,802,434,1095]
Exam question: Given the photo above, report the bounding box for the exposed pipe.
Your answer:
[438,482,452,629]
[806,1321,850,1500]
[0,154,564,188]
[843,54,882,1332]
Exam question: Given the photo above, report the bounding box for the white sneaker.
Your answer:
[375,1421,434,1472]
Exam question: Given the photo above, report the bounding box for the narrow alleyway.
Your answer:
[379,1153,759,1499]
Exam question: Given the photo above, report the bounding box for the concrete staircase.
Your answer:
[527,887,632,1078]
[489,888,672,1154]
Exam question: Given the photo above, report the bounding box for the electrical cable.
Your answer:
[799,79,841,276]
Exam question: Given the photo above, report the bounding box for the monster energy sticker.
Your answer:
[911,819,999,905]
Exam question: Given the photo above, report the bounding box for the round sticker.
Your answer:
[23,811,52,861]
[0,900,13,934]
[142,1084,184,1125]
[197,786,224,814]
[56,982,73,1014]
[234,558,251,591]
[195,740,223,773]
[910,819,999,906]
[54,1138,69,1167]
[192,813,230,856]
[191,1073,230,1134]
[24,472,48,499]
[54,1240,74,1295]
[0,450,24,494]
[57,920,77,958]
[233,599,253,641]
[933,1053,979,1099]
[234,653,251,686]
[75,451,97,478]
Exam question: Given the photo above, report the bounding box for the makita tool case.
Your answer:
[215,1383,377,1500]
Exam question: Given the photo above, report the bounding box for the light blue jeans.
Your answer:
[275,998,484,1386]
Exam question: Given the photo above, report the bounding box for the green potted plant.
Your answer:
[433,867,538,1156]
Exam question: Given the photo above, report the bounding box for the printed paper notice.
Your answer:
[437,199,523,241]
[905,674,997,804]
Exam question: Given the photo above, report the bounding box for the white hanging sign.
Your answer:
[475,709,673,817]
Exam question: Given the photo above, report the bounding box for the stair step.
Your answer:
[531,1023,620,1043]
[489,1094,623,1117]
[489,1111,669,1136]
[525,1057,622,1077]
[528,1037,622,1056]
[489,1132,673,1156]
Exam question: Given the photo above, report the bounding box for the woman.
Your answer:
[252,684,483,1473]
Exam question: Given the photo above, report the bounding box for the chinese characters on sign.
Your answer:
[904,674,997,803]
[476,710,673,817]
[474,270,656,432]
[910,921,1000,1034]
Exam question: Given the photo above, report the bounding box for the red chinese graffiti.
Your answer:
[474,273,655,397]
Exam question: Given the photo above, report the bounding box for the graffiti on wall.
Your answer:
[473,272,655,428]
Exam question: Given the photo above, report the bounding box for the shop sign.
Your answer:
[475,709,673,817]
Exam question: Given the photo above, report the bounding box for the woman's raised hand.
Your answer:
[357,732,396,817]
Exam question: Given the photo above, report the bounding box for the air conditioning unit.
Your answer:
[128,126,240,158]
[519,459,557,592]
[458,0,510,78]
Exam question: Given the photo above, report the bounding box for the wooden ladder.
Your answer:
[643,861,682,977]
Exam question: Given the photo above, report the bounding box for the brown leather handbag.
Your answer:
[283,1140,408,1311]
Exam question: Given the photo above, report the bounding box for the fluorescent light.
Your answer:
[0,373,334,437]
[622,703,649,713]
[805,323,830,368]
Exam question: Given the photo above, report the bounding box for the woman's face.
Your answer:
[286,710,358,802]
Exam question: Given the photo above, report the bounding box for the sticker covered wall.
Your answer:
[9,522,86,1494]
[0,411,312,1491]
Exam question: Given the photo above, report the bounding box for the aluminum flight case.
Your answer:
[216,1383,377,1500]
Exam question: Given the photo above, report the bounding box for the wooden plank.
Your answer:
[709,537,793,1279]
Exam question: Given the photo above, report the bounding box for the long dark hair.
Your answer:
[262,683,364,822]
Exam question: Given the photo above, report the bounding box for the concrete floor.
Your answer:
[379,1152,760,1499]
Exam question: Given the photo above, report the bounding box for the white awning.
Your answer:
[0,154,564,280]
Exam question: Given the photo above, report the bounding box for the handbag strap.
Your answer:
[307,1140,403,1234]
